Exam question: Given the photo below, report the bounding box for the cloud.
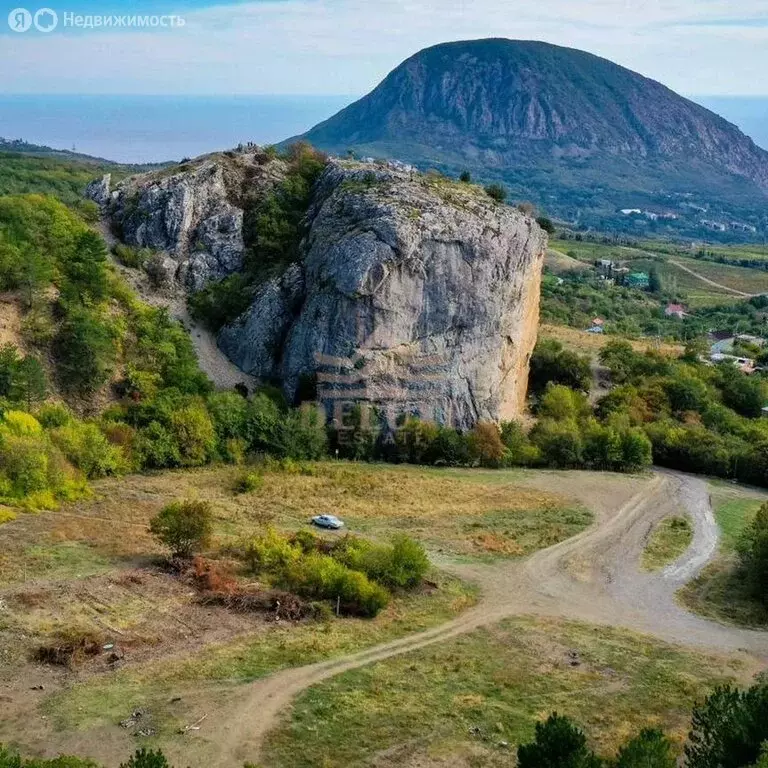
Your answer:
[0,0,766,95]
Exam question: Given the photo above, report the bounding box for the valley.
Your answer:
[4,37,768,766]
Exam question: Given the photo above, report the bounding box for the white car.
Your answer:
[311,514,345,530]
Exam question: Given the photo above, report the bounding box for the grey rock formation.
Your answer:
[85,174,111,208]
[220,161,546,429]
[96,150,286,291]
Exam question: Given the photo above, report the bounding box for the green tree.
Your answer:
[62,230,109,304]
[648,266,662,294]
[530,419,584,468]
[11,356,47,410]
[395,417,439,464]
[459,170,472,183]
[18,242,54,308]
[149,499,213,558]
[685,683,768,768]
[619,428,653,472]
[536,216,556,234]
[517,713,602,768]
[54,308,116,395]
[614,729,675,768]
[529,339,591,396]
[738,502,768,605]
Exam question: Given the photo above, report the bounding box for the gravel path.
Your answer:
[98,221,255,391]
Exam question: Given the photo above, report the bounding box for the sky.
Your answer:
[1,0,767,96]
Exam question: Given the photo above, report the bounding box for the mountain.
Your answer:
[291,39,768,238]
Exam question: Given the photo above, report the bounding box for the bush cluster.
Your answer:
[598,340,768,485]
[242,527,428,617]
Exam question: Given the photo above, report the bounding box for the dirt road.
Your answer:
[211,470,768,766]
[668,260,758,298]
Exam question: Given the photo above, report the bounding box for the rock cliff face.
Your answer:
[91,150,286,290]
[219,161,546,429]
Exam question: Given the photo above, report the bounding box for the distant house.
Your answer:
[664,304,686,319]
[591,317,605,327]
[621,209,642,216]
[586,325,604,334]
[626,272,650,289]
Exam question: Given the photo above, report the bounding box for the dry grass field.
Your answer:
[0,461,594,765]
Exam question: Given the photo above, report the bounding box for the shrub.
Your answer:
[459,171,472,183]
[169,403,217,467]
[244,527,301,573]
[0,745,100,767]
[135,421,181,469]
[113,244,151,269]
[234,471,263,494]
[50,421,124,478]
[1,410,43,437]
[0,434,50,496]
[292,528,320,554]
[334,534,429,589]
[485,183,507,203]
[35,403,73,429]
[284,551,389,617]
[149,499,213,558]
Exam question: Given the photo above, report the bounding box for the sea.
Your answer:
[0,93,766,165]
[0,94,355,164]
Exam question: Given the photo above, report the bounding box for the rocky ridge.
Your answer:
[90,149,287,291]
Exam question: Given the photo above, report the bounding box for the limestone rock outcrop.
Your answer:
[92,150,286,290]
[219,161,546,429]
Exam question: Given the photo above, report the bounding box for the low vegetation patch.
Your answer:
[642,516,693,571]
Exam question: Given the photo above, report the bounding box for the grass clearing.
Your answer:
[41,572,477,736]
[642,516,693,571]
[539,324,683,361]
[263,616,755,768]
[679,487,768,628]
[0,464,588,590]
